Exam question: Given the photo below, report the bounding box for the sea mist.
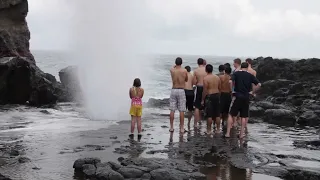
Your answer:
[70,0,151,120]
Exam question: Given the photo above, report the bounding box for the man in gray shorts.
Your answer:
[169,57,188,133]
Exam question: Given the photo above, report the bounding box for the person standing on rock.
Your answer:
[225,62,261,138]
[184,66,195,127]
[218,66,232,125]
[202,64,221,134]
[246,58,258,96]
[193,58,207,128]
[129,78,144,139]
[169,57,188,133]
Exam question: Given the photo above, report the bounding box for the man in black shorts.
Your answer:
[184,66,195,127]
[193,58,206,127]
[202,64,221,134]
[225,62,261,138]
[218,66,232,124]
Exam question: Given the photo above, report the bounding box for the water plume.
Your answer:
[70,0,152,120]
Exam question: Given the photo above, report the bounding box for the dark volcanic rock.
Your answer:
[0,0,34,61]
[264,109,296,126]
[58,66,82,102]
[293,140,320,150]
[297,111,319,126]
[146,98,169,108]
[73,158,101,171]
[0,173,12,180]
[82,164,96,177]
[0,57,64,106]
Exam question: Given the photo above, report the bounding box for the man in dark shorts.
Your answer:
[184,66,194,127]
[218,66,232,124]
[202,64,221,134]
[225,62,261,138]
[193,58,206,127]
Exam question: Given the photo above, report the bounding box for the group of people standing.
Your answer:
[169,57,261,138]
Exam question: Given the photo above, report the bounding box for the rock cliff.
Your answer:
[0,0,34,61]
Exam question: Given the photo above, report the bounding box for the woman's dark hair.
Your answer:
[133,78,141,87]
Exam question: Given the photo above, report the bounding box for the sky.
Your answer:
[27,0,320,58]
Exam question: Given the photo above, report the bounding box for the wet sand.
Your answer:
[0,103,319,180]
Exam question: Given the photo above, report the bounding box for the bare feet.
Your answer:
[225,134,230,138]
[169,129,174,132]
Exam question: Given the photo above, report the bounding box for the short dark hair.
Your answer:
[225,67,232,74]
[234,58,241,65]
[218,65,225,72]
[246,58,253,65]
[205,64,213,73]
[224,63,231,68]
[175,57,182,66]
[197,58,204,65]
[185,66,191,72]
[133,78,141,87]
[241,62,249,69]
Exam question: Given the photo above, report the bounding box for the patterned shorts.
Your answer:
[169,88,186,112]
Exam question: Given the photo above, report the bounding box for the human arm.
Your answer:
[251,75,261,93]
[192,71,197,85]
[185,70,188,82]
[129,88,132,99]
[140,88,144,98]
[202,78,208,104]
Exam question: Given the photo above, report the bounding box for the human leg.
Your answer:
[239,98,250,138]
[177,89,187,133]
[194,86,203,127]
[131,115,136,134]
[225,97,240,137]
[169,89,177,132]
[137,116,142,134]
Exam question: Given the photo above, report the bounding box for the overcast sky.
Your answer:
[27,0,320,58]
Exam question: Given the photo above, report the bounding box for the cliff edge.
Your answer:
[0,0,34,61]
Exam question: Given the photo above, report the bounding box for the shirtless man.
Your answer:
[219,66,232,123]
[169,57,188,133]
[225,62,261,138]
[202,64,221,134]
[246,58,257,94]
[184,66,194,127]
[193,58,207,127]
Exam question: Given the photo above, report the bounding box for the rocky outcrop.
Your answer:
[73,157,206,180]
[58,66,82,102]
[0,0,34,61]
[0,57,65,106]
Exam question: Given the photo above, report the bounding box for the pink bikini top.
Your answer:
[131,87,142,106]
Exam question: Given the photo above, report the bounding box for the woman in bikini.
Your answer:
[129,78,144,138]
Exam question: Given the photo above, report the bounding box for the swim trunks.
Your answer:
[220,92,232,114]
[169,88,186,112]
[204,93,220,118]
[185,89,195,111]
[194,86,204,110]
[229,96,250,118]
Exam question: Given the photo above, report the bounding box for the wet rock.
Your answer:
[273,89,288,97]
[283,169,320,180]
[264,109,296,126]
[39,110,50,114]
[118,167,144,178]
[0,57,64,106]
[249,105,264,117]
[108,161,122,171]
[73,158,101,171]
[161,125,169,128]
[9,150,19,156]
[150,168,188,180]
[18,156,31,163]
[58,66,82,102]
[108,171,125,180]
[293,140,320,150]
[297,111,319,126]
[146,98,169,108]
[257,79,294,98]
[110,136,118,139]
[141,173,151,179]
[82,164,96,177]
[0,173,12,180]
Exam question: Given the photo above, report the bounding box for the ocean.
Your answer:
[34,50,236,101]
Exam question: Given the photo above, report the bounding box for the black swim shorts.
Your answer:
[194,86,204,110]
[229,96,250,118]
[204,93,220,118]
[185,89,195,111]
[220,92,232,114]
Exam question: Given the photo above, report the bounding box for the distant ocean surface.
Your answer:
[33,50,236,101]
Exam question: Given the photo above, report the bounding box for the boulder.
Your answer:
[146,98,170,108]
[297,111,319,126]
[73,158,101,171]
[58,66,82,101]
[0,173,12,180]
[257,79,294,98]
[0,0,34,61]
[0,57,65,106]
[264,109,297,126]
